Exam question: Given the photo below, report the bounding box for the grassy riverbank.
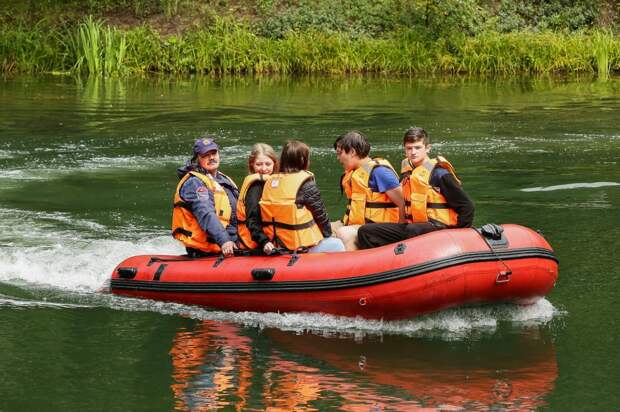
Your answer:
[1,1,619,77]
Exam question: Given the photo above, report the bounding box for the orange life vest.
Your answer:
[260,171,324,250]
[236,173,266,250]
[341,158,400,225]
[172,171,237,253]
[401,156,460,226]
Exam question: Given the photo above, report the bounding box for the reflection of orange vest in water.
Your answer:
[171,171,236,253]
[260,171,324,250]
[264,358,322,410]
[401,156,460,226]
[236,173,265,250]
[341,158,400,225]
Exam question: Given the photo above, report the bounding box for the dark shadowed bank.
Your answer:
[1,0,619,77]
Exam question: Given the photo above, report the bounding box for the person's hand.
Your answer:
[221,241,235,257]
[263,242,275,255]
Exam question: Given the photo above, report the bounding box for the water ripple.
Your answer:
[0,295,92,309]
[521,182,620,192]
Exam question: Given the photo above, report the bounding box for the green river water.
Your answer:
[0,75,619,411]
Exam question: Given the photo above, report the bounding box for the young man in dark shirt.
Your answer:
[356,127,474,249]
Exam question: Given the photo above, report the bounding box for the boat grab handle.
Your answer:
[117,267,137,279]
[252,268,275,280]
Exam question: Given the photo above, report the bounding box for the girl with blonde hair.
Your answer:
[236,143,279,254]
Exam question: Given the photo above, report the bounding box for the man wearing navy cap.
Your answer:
[172,135,239,257]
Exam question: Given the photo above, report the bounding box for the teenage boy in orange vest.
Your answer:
[333,131,406,250]
[356,127,474,249]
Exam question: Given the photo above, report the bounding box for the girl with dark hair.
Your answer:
[260,140,345,253]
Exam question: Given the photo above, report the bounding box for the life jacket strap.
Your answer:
[174,201,191,210]
[264,219,317,231]
[172,227,193,237]
[365,201,397,209]
[172,228,218,245]
[429,218,448,228]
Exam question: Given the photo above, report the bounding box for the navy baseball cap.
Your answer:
[193,135,219,156]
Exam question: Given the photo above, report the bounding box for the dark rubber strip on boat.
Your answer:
[111,247,557,293]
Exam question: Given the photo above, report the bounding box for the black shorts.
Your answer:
[356,222,440,249]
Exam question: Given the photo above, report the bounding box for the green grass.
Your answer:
[65,16,127,75]
[592,30,614,80]
[1,16,619,77]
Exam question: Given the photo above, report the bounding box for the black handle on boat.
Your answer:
[117,267,137,279]
[474,225,513,284]
[252,268,275,280]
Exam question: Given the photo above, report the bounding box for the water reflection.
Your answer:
[169,320,557,411]
[170,322,254,411]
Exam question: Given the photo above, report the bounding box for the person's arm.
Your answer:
[384,186,406,223]
[244,182,272,248]
[298,180,332,238]
[438,174,475,228]
[371,167,406,223]
[180,177,232,247]
[218,176,240,244]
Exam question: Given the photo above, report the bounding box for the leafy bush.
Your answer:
[493,0,600,32]
[252,0,489,40]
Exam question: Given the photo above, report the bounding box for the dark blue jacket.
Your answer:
[177,164,239,245]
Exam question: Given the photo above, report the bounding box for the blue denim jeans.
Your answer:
[308,236,346,253]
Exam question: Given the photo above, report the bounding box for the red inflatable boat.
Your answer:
[109,224,558,320]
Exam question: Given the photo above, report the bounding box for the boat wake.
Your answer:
[7,287,554,340]
[0,207,182,291]
[92,293,560,340]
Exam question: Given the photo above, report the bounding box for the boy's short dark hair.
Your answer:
[334,131,371,158]
[403,127,430,146]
